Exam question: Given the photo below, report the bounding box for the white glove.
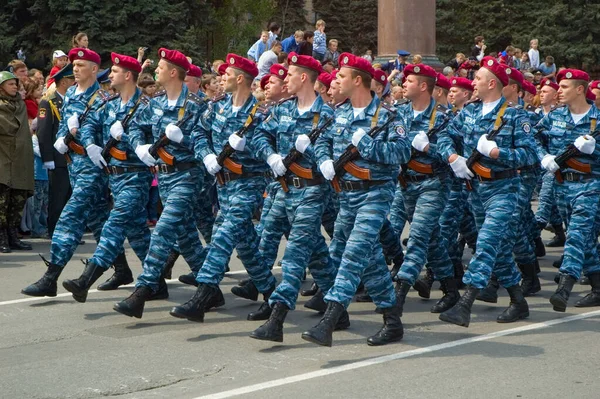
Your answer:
[295,134,311,154]
[32,135,41,157]
[203,153,222,175]
[450,156,474,180]
[135,144,157,167]
[86,144,107,169]
[228,134,246,151]
[54,137,69,154]
[110,121,124,140]
[351,128,367,147]
[31,117,38,132]
[320,159,336,181]
[165,123,184,143]
[476,134,498,157]
[411,131,429,152]
[43,161,55,170]
[67,113,79,131]
[574,135,596,155]
[267,153,286,177]
[541,154,560,173]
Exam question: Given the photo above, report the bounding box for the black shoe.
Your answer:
[518,261,541,297]
[248,301,272,321]
[580,276,590,285]
[169,283,224,322]
[534,237,546,257]
[554,273,560,284]
[476,275,499,303]
[239,278,251,287]
[395,280,411,317]
[0,228,11,253]
[250,302,288,342]
[301,282,319,297]
[113,286,153,318]
[553,255,563,269]
[367,306,403,346]
[7,227,32,250]
[231,281,259,301]
[355,290,373,302]
[62,261,105,303]
[148,278,169,301]
[301,301,346,347]
[390,251,404,281]
[439,285,480,327]
[21,259,63,297]
[178,272,199,287]
[550,274,577,312]
[163,250,180,280]
[454,262,466,289]
[430,278,460,313]
[546,225,566,247]
[497,284,529,323]
[402,238,408,246]
[413,267,434,299]
[575,273,600,308]
[304,289,327,313]
[97,253,133,291]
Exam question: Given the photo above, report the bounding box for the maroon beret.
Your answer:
[506,67,524,87]
[522,80,537,96]
[69,48,101,65]
[317,72,333,88]
[586,87,596,102]
[226,53,258,78]
[435,73,452,90]
[450,77,473,92]
[260,74,270,91]
[111,52,141,74]
[480,56,509,87]
[331,69,339,79]
[372,69,388,86]
[540,78,559,91]
[158,48,190,72]
[269,64,288,80]
[338,52,375,78]
[187,64,203,78]
[589,80,600,91]
[556,68,590,84]
[287,52,322,73]
[404,64,437,79]
[217,63,228,76]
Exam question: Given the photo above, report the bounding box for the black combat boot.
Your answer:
[301,301,346,347]
[534,236,546,257]
[550,274,578,312]
[412,267,434,299]
[0,228,10,253]
[238,278,251,287]
[575,273,600,308]
[178,271,199,287]
[546,224,566,247]
[389,251,404,281]
[62,261,105,303]
[518,261,541,297]
[162,250,180,279]
[21,259,63,297]
[355,288,373,302]
[439,285,480,327]
[301,281,318,297]
[7,227,32,250]
[367,305,404,346]
[304,289,327,313]
[430,277,460,313]
[97,253,133,291]
[250,302,289,342]
[113,286,153,318]
[395,280,411,317]
[454,261,466,289]
[497,285,529,323]
[148,277,169,301]
[231,280,259,301]
[246,286,274,320]
[553,255,563,269]
[476,274,499,303]
[169,283,224,322]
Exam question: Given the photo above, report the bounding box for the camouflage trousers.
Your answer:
[512,171,539,265]
[0,184,29,228]
[535,171,564,229]
[195,170,216,243]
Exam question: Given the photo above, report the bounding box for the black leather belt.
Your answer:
[339,179,389,191]
[285,174,326,189]
[561,172,599,182]
[404,173,435,183]
[220,170,267,183]
[476,169,518,181]
[519,163,540,173]
[155,162,197,174]
[106,165,150,175]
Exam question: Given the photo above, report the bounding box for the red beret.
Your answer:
[506,67,524,87]
[187,64,203,78]
[287,52,322,73]
[158,48,190,72]
[435,73,451,90]
[372,69,388,86]
[317,72,333,88]
[260,74,270,91]
[69,48,101,65]
[522,80,537,96]
[331,69,339,79]
[450,77,473,92]
[404,64,437,80]
[269,64,288,80]
[556,68,590,83]
[458,61,473,70]
[586,88,596,102]
[590,80,600,91]
[540,78,559,91]
[111,52,141,74]
[338,52,375,78]
[480,56,509,87]
[226,53,258,78]
[217,63,228,76]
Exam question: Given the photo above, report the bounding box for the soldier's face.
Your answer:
[73,60,95,83]
[268,75,286,101]
[539,86,557,106]
[109,66,127,89]
[472,69,493,98]
[285,66,304,94]
[0,79,18,97]
[337,67,355,97]
[224,68,238,92]
[155,59,171,85]
[184,76,201,93]
[523,92,535,103]
[558,80,583,105]
[402,75,422,100]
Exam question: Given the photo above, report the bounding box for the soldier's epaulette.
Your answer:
[525,104,537,112]
[381,102,396,113]
[210,93,227,103]
[435,103,449,113]
[277,95,297,106]
[333,98,350,109]
[97,89,111,101]
[153,90,166,98]
[507,101,522,109]
[257,103,272,115]
[548,104,566,114]
[106,93,121,102]
[186,91,207,105]
[465,97,482,105]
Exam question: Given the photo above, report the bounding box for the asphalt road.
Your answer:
[1,227,599,399]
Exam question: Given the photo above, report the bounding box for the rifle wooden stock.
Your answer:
[406,160,434,174]
[343,161,371,180]
[555,170,564,184]
[68,141,85,155]
[565,158,592,173]
[398,174,408,188]
[157,147,175,165]
[109,147,127,161]
[471,162,492,179]
[277,176,289,193]
[331,177,342,193]
[288,163,313,179]
[223,158,243,174]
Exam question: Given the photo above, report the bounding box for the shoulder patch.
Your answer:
[334,98,351,109]
[395,124,406,137]
[97,89,111,101]
[210,93,227,103]
[186,92,207,105]
[38,108,46,119]
[435,103,449,113]
[153,90,166,98]
[107,93,121,102]
[277,95,297,106]
[521,122,532,134]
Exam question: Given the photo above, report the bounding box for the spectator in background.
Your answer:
[277,51,288,67]
[72,32,88,48]
[362,50,373,63]
[532,69,543,85]
[520,52,531,72]
[498,45,515,66]
[267,22,281,48]
[257,40,282,78]
[298,30,314,56]
[281,30,304,54]
[47,50,68,88]
[442,66,454,77]
[446,53,466,70]
[137,73,157,97]
[323,39,340,67]
[29,129,49,238]
[412,54,423,64]
[313,19,327,62]
[523,71,534,83]
[212,59,225,74]
[513,48,522,70]
[201,74,219,98]
[471,35,486,61]
[22,79,42,122]
[528,39,540,69]
[539,55,557,81]
[28,69,44,87]
[8,60,28,80]
[247,31,270,62]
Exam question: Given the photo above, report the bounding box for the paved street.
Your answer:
[1,227,599,399]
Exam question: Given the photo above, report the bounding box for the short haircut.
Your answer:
[474,35,484,44]
[232,68,253,86]
[295,30,304,38]
[546,55,554,63]
[137,73,156,88]
[350,69,372,89]
[9,59,27,71]
[315,19,325,28]
[271,40,282,50]
[28,68,42,78]
[506,45,515,52]
[329,39,338,46]
[268,22,280,33]
[304,30,314,40]
[530,38,538,45]
[295,66,318,83]
[509,78,522,90]
[277,52,288,64]
[165,61,186,81]
[201,73,216,90]
[571,79,589,92]
[417,76,435,95]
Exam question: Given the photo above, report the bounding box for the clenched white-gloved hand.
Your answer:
[351,128,367,147]
[267,153,286,176]
[86,144,107,169]
[110,121,124,140]
[165,123,184,143]
[411,131,429,152]
[476,134,498,157]
[295,134,311,153]
[54,137,68,154]
[574,135,596,155]
[450,156,474,180]
[67,113,79,132]
[319,159,336,180]
[541,154,559,173]
[135,144,157,167]
[228,134,246,151]
[203,153,222,175]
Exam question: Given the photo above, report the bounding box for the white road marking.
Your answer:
[194,309,600,399]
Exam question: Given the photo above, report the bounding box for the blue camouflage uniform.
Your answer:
[193,94,276,293]
[315,94,411,309]
[441,97,538,289]
[395,100,455,285]
[253,95,338,310]
[51,83,111,267]
[534,104,600,280]
[127,85,208,292]
[78,89,153,270]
